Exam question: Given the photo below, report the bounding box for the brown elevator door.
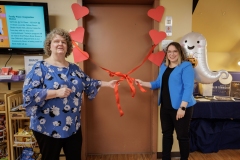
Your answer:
[82,4,157,155]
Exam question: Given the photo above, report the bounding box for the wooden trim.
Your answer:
[77,1,86,160]
[157,152,181,159]
[151,1,160,160]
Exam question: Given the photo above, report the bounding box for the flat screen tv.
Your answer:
[0,1,50,54]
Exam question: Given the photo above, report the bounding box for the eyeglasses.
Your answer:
[167,50,178,54]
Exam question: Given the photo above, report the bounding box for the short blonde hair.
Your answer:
[44,28,73,57]
[165,42,187,66]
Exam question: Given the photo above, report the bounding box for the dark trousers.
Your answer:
[160,106,193,160]
[33,127,82,160]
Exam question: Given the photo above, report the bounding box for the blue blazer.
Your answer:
[150,61,196,109]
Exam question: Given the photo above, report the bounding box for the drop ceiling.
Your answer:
[192,0,240,53]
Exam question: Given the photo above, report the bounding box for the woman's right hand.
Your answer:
[135,79,143,86]
[135,79,151,88]
[46,88,72,100]
[56,88,72,98]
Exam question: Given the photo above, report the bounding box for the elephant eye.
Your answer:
[197,41,200,43]
[185,40,187,43]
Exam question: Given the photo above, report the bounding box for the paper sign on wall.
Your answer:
[165,16,172,36]
[161,40,173,51]
[24,56,43,75]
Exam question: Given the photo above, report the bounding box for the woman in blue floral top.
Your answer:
[23,28,117,160]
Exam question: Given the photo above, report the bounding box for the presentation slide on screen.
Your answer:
[0,5,46,48]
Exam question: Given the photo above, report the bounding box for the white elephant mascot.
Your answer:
[180,32,228,84]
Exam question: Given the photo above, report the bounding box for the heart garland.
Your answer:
[71,3,89,20]
[148,51,166,66]
[147,6,166,66]
[147,6,165,22]
[149,30,167,45]
[70,3,167,115]
[70,27,85,43]
[72,46,89,63]
[71,4,89,62]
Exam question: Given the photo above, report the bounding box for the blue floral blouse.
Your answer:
[23,61,101,138]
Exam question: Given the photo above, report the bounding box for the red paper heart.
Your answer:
[149,30,167,45]
[71,3,89,20]
[148,51,166,66]
[147,6,165,22]
[70,27,85,43]
[73,47,89,63]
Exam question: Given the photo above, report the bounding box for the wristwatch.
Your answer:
[180,106,186,111]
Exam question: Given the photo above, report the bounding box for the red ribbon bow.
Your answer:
[72,41,156,116]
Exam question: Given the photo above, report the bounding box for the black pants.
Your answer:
[160,106,193,160]
[33,127,82,160]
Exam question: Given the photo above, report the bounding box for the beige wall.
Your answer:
[158,0,193,152]
[0,0,78,92]
[192,0,240,71]
[208,51,240,71]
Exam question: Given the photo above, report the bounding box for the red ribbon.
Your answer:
[72,41,157,116]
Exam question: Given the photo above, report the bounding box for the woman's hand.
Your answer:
[101,80,118,88]
[176,108,186,120]
[108,80,118,88]
[46,88,72,100]
[56,88,72,98]
[135,79,143,86]
[135,79,151,88]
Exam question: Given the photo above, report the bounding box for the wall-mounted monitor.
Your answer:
[0,1,50,54]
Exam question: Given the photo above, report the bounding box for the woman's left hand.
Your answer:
[108,80,118,88]
[176,108,186,120]
[101,80,119,88]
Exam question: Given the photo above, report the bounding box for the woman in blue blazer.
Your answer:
[135,42,196,160]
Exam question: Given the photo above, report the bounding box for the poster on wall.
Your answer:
[212,71,240,96]
[24,56,43,75]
